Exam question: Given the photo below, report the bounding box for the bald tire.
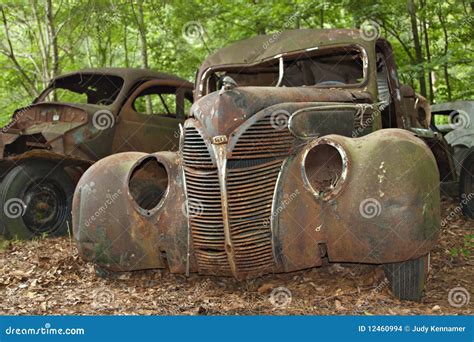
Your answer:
[383,254,429,301]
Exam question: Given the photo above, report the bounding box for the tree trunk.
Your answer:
[31,0,50,90]
[45,0,58,100]
[124,25,129,68]
[134,0,152,113]
[45,0,58,81]
[407,0,427,97]
[437,9,452,101]
[0,6,37,96]
[420,0,433,102]
[320,7,324,28]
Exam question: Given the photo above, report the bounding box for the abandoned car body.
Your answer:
[431,101,474,218]
[0,68,193,239]
[73,30,441,300]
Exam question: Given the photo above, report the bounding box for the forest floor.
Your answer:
[0,199,472,315]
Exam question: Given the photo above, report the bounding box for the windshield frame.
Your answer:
[196,43,369,98]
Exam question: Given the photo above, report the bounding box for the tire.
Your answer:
[383,254,429,301]
[0,160,75,239]
[460,147,474,218]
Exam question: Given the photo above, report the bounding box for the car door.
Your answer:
[112,79,193,153]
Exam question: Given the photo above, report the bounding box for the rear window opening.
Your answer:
[129,157,168,213]
[206,45,365,93]
[38,74,124,106]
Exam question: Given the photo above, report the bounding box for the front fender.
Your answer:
[274,129,440,271]
[73,151,192,273]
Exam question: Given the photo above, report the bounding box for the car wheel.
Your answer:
[383,254,429,301]
[460,147,474,218]
[0,160,75,239]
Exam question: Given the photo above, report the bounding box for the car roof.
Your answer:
[53,67,192,85]
[198,29,370,71]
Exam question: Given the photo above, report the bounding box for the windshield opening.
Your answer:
[203,45,365,95]
[38,74,124,106]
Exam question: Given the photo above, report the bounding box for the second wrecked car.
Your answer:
[0,68,193,239]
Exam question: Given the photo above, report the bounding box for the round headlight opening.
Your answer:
[129,157,168,213]
[304,142,346,199]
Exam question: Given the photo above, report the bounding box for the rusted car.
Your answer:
[73,30,442,301]
[431,101,474,217]
[0,68,193,239]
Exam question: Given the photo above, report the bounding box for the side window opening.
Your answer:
[376,51,397,129]
[133,85,178,117]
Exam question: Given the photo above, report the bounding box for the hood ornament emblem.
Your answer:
[212,135,227,145]
[219,76,238,94]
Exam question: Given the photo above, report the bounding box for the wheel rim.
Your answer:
[22,180,68,234]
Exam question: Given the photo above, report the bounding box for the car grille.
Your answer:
[232,113,294,159]
[182,127,213,168]
[182,112,294,278]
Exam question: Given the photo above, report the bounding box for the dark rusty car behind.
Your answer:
[73,29,442,301]
[0,68,193,239]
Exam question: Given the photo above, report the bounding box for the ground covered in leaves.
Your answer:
[0,199,472,315]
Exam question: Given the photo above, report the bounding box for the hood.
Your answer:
[191,86,372,137]
[4,102,102,134]
[0,103,92,155]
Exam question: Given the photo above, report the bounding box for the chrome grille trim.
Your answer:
[182,112,294,278]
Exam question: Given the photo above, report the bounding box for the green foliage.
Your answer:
[0,0,472,125]
[450,234,474,258]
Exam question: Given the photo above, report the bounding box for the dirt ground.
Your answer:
[0,199,472,315]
